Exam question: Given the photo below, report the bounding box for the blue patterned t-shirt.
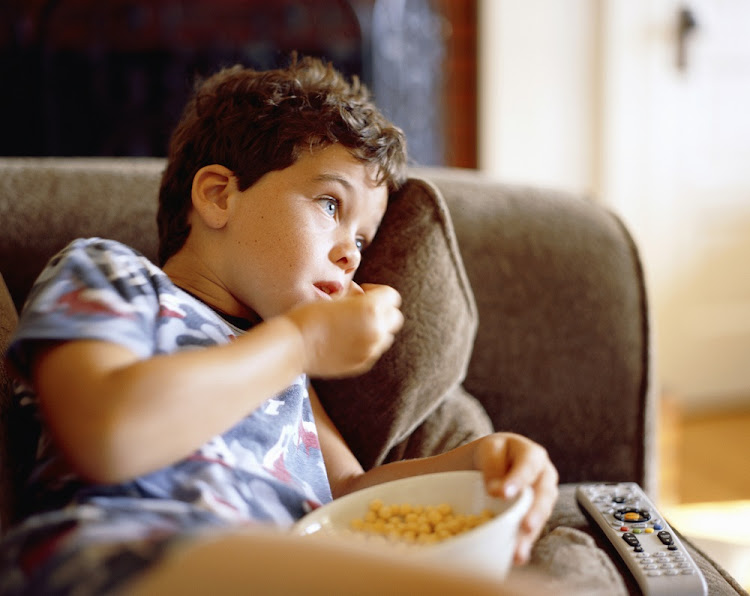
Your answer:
[8,238,333,525]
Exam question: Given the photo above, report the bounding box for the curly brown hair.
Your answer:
[156,56,408,265]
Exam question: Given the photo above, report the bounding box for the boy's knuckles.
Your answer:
[284,291,401,378]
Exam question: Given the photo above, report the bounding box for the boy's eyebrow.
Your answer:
[312,173,353,192]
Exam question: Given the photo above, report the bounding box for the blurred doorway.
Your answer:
[600,0,750,411]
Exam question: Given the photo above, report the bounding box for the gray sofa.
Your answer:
[0,158,745,594]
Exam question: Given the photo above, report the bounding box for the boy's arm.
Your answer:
[32,284,403,485]
[33,315,308,484]
[311,385,558,565]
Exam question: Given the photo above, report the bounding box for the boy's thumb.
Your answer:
[347,281,365,296]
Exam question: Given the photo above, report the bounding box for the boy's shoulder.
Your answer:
[10,237,238,371]
[41,237,164,286]
[55,237,154,266]
[25,237,170,320]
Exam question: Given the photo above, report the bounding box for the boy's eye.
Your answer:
[355,237,365,252]
[319,196,338,217]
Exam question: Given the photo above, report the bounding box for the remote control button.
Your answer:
[657,531,673,545]
[668,545,678,551]
[614,507,651,523]
[620,526,629,532]
[647,570,662,577]
[645,528,654,533]
[634,546,644,553]
[622,533,641,547]
[681,569,696,575]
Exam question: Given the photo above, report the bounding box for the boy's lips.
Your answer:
[313,281,344,300]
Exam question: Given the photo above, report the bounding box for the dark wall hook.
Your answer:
[677,5,698,70]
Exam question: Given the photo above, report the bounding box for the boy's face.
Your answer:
[219,143,389,320]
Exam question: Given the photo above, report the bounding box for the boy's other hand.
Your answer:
[284,283,403,378]
[474,433,559,566]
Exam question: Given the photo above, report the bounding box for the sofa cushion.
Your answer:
[314,177,492,469]
[385,384,494,462]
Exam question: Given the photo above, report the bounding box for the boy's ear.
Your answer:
[191,164,236,229]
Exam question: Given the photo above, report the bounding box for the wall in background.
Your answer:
[478,0,750,412]
[478,0,600,197]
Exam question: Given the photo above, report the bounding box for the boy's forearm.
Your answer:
[330,441,479,498]
[35,316,307,483]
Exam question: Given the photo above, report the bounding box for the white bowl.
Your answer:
[293,470,532,580]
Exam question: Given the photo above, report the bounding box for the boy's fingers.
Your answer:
[514,535,535,565]
[476,435,558,567]
[360,283,402,307]
[388,308,405,334]
[513,463,558,565]
[500,440,551,496]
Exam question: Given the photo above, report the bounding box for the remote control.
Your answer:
[576,482,707,596]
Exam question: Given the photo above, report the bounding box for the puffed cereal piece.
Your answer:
[378,505,394,520]
[348,499,497,546]
[369,499,384,512]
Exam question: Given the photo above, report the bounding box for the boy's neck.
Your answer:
[180,287,260,331]
[162,252,262,330]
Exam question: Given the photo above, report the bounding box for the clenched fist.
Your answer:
[284,283,404,378]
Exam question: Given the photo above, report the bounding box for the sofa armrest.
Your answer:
[414,168,655,494]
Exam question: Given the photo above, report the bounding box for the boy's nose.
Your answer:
[331,238,361,274]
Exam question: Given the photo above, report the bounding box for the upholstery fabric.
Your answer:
[0,158,162,313]
[414,168,655,494]
[384,384,493,463]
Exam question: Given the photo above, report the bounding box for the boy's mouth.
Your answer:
[313,281,343,299]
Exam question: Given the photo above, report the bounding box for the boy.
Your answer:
[0,57,557,594]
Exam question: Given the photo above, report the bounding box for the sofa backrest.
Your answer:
[0,158,164,314]
[414,167,654,494]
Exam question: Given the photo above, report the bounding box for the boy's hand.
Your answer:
[284,283,404,378]
[474,433,559,565]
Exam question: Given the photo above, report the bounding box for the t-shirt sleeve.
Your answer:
[8,238,162,379]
